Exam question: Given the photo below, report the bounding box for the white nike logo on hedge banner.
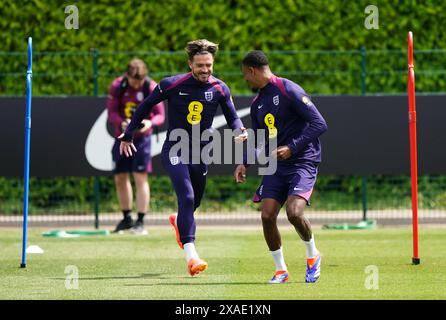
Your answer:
[85,107,251,171]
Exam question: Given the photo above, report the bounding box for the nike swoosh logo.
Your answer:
[85,106,251,171]
[179,91,189,95]
[258,105,263,109]
[85,110,115,171]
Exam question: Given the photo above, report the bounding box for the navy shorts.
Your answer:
[112,135,152,174]
[253,161,318,206]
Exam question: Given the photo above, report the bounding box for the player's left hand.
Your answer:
[138,119,152,133]
[234,127,248,143]
[118,133,137,157]
[271,146,292,160]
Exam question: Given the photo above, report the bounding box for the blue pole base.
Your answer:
[20,263,26,268]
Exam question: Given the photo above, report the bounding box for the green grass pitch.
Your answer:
[1,226,445,299]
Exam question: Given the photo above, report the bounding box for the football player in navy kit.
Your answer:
[234,51,327,283]
[120,40,247,276]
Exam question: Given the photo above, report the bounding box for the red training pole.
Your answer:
[408,31,420,265]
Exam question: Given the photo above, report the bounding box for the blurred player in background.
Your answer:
[234,50,328,283]
[107,58,165,235]
[119,39,247,276]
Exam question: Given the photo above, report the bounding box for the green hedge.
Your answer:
[1,175,446,214]
[4,1,446,52]
[1,0,446,95]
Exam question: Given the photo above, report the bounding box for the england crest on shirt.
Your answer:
[205,91,213,101]
[273,95,279,106]
[170,156,179,165]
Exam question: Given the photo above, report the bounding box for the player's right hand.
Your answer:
[118,133,137,157]
[234,164,247,183]
[121,119,131,131]
[234,127,248,143]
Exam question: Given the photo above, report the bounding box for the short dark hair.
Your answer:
[242,50,269,68]
[185,39,219,60]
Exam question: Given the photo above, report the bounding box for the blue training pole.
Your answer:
[21,37,32,268]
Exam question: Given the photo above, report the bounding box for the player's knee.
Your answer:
[114,173,129,186]
[286,204,305,221]
[134,174,149,191]
[179,192,195,209]
[286,212,304,225]
[133,172,146,181]
[261,210,277,224]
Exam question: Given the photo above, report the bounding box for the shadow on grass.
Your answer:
[50,273,163,280]
[124,279,308,286]
[50,272,313,284]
